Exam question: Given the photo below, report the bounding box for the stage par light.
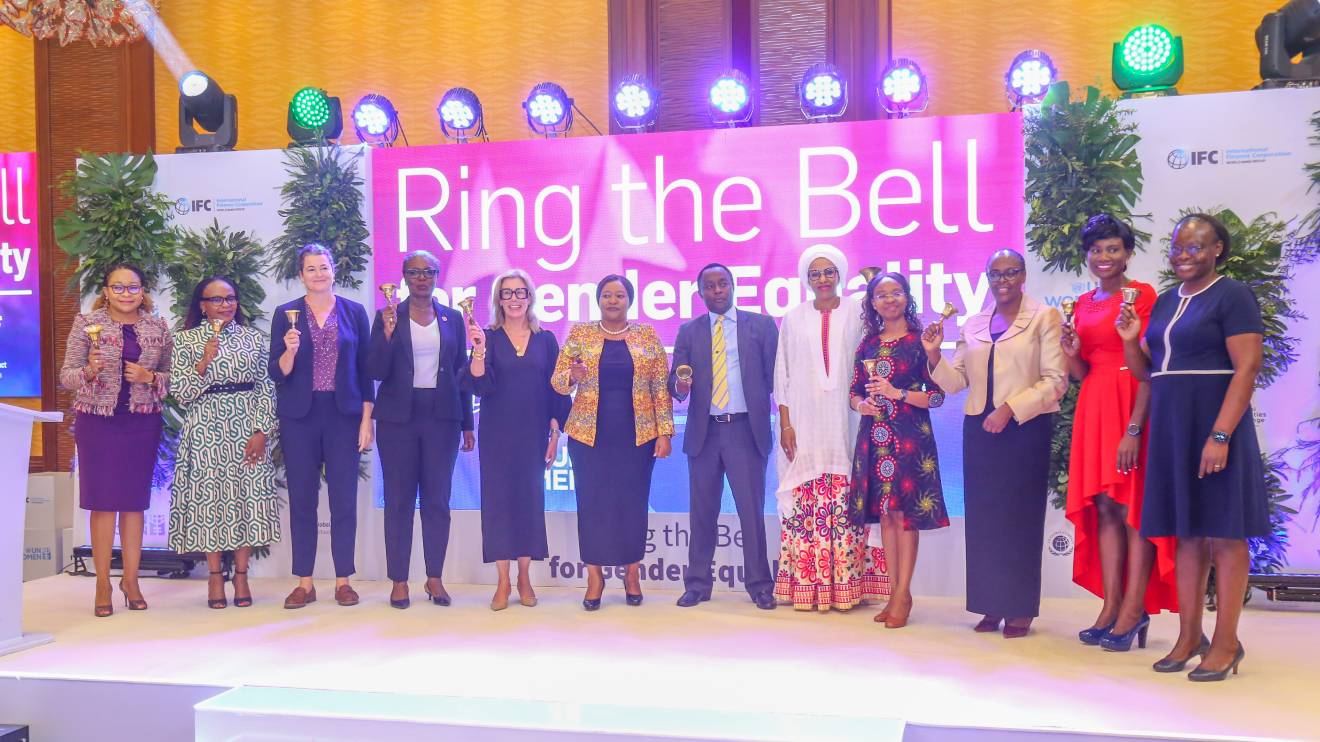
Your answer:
[523,82,574,138]
[176,70,237,153]
[878,58,929,117]
[287,86,343,146]
[438,87,487,143]
[798,63,848,122]
[1005,50,1057,108]
[708,70,754,128]
[1112,24,1183,98]
[352,94,401,147]
[612,74,659,132]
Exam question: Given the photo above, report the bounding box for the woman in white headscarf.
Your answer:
[772,244,888,611]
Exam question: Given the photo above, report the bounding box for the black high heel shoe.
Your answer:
[1153,635,1210,673]
[583,576,604,611]
[626,592,644,606]
[207,571,228,609]
[1188,644,1245,682]
[389,581,410,610]
[1078,620,1116,645]
[424,581,451,606]
[1100,613,1149,652]
[232,569,253,608]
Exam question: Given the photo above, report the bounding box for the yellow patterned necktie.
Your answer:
[711,317,729,409]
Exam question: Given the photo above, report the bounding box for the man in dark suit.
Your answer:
[669,263,778,609]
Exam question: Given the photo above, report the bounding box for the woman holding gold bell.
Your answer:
[847,271,948,629]
[169,276,280,609]
[60,263,172,617]
[924,249,1066,637]
[369,250,475,608]
[1060,215,1175,653]
[459,269,570,610]
[269,244,375,610]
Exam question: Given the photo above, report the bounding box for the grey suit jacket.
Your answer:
[668,309,778,458]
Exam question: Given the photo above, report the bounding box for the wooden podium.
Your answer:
[0,402,62,657]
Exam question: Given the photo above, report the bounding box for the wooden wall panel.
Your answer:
[656,0,732,132]
[152,1,609,150]
[0,29,36,152]
[893,1,1263,118]
[756,0,827,127]
[35,40,154,472]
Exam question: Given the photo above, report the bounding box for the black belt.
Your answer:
[710,413,748,423]
[203,382,255,395]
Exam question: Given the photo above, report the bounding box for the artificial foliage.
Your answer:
[164,219,270,330]
[268,145,371,288]
[1025,82,1149,275]
[53,151,175,298]
[1025,82,1148,505]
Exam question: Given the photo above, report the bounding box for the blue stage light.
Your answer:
[523,82,574,137]
[1006,50,1057,107]
[438,87,486,143]
[612,74,659,132]
[351,94,400,146]
[799,63,847,122]
[708,69,754,127]
[878,58,929,118]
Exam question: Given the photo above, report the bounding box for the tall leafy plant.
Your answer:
[1290,110,1320,524]
[1024,82,1148,506]
[268,145,371,287]
[164,219,270,330]
[1159,207,1300,575]
[53,151,175,297]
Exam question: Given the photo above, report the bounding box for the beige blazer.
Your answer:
[930,294,1067,423]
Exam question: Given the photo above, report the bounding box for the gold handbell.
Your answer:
[285,309,301,326]
[861,358,881,377]
[379,283,398,304]
[1060,297,1077,324]
[210,318,224,336]
[565,338,583,361]
[939,302,957,323]
[675,364,694,381]
[457,296,476,319]
[858,266,883,284]
[1120,286,1139,306]
[83,323,104,344]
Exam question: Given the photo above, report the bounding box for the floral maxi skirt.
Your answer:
[773,473,889,611]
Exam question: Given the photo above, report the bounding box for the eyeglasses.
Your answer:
[1168,243,1210,258]
[404,268,439,278]
[872,291,906,302]
[499,288,530,300]
[201,296,238,307]
[987,268,1025,282]
[807,267,839,281]
[108,284,143,295]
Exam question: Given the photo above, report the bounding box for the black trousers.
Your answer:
[281,392,360,578]
[377,389,461,582]
[685,417,772,596]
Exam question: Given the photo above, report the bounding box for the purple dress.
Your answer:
[74,325,164,512]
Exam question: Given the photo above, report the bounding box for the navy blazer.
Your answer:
[368,299,474,429]
[668,309,778,458]
[269,296,375,418]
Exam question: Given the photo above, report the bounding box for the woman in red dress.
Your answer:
[1062,214,1178,651]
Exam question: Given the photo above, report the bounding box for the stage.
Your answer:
[0,575,1316,740]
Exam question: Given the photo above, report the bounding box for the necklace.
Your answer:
[598,321,630,336]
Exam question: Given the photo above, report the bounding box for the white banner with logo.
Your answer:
[1031,86,1320,572]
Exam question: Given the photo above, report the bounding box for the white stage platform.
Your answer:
[1,575,1317,741]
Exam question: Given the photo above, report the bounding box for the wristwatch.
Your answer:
[1125,423,1141,437]
[1211,430,1231,445]
[899,389,909,403]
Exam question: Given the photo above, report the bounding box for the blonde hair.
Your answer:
[487,269,541,332]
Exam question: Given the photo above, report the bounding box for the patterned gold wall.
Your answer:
[153,1,609,152]
[893,1,1265,117]
[0,29,35,152]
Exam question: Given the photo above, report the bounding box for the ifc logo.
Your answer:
[1167,149,1189,170]
[1048,531,1074,557]
[173,197,190,216]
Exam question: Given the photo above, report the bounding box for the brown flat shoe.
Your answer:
[283,586,317,609]
[335,585,360,606]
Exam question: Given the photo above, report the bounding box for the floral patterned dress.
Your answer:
[849,332,949,531]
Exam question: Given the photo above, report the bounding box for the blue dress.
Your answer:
[1141,277,1269,539]
[567,338,656,566]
